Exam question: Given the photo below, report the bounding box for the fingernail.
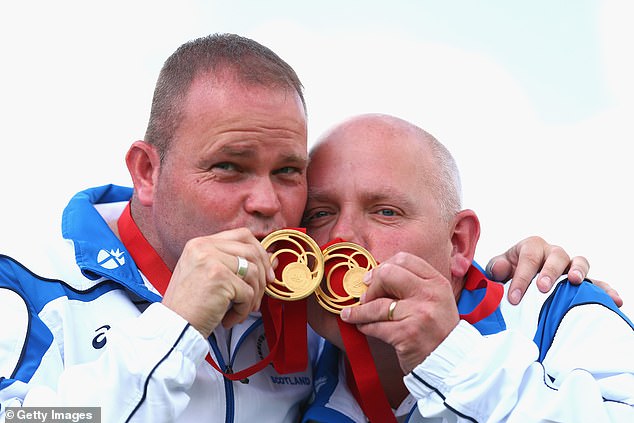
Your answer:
[541,275,552,289]
[268,267,276,282]
[510,289,521,305]
[363,270,372,284]
[572,270,583,281]
[359,293,366,303]
[340,308,350,320]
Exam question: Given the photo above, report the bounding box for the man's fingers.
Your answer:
[340,297,396,324]
[222,277,258,328]
[590,278,623,307]
[485,258,513,282]
[164,230,273,336]
[566,256,590,284]
[506,248,545,305]
[213,227,274,299]
[362,253,440,302]
[488,237,589,304]
[212,240,270,312]
[533,252,589,291]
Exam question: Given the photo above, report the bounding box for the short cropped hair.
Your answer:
[144,33,305,159]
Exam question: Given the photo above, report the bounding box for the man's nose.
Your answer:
[244,177,282,217]
[329,212,361,244]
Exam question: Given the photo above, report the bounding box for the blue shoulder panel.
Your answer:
[0,255,123,387]
[533,280,634,362]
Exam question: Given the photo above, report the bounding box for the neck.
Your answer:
[127,199,176,271]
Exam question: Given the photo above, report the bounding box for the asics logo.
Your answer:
[97,248,125,269]
[92,324,111,349]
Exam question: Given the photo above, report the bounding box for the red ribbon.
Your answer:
[321,239,397,423]
[260,228,313,374]
[459,265,504,324]
[340,321,397,423]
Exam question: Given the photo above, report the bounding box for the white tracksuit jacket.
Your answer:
[0,184,323,422]
[3,184,633,422]
[302,262,634,422]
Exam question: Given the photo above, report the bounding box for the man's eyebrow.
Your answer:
[307,187,415,208]
[281,153,309,167]
[218,144,257,157]
[365,190,418,210]
[217,145,308,166]
[306,189,330,202]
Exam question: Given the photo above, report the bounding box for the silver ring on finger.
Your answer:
[236,256,249,279]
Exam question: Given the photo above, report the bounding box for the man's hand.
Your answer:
[485,236,593,305]
[162,228,274,338]
[340,252,459,374]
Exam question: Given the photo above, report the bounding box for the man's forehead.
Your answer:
[308,182,413,205]
[192,68,304,103]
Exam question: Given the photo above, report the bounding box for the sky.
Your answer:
[1,0,632,316]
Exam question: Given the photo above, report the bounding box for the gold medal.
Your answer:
[315,241,377,314]
[261,229,324,301]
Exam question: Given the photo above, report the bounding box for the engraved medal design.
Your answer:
[315,241,377,314]
[261,229,324,300]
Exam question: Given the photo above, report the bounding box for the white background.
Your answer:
[1,0,632,317]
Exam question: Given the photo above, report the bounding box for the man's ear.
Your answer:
[450,209,480,279]
[125,141,161,207]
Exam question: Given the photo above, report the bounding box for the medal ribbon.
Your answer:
[260,229,311,374]
[459,265,504,324]
[117,203,303,379]
[320,239,397,423]
[339,321,396,423]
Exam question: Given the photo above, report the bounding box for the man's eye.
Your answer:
[377,209,396,217]
[213,162,238,171]
[274,166,302,175]
[303,210,329,223]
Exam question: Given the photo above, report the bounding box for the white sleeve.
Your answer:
[404,306,634,422]
[1,301,209,423]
